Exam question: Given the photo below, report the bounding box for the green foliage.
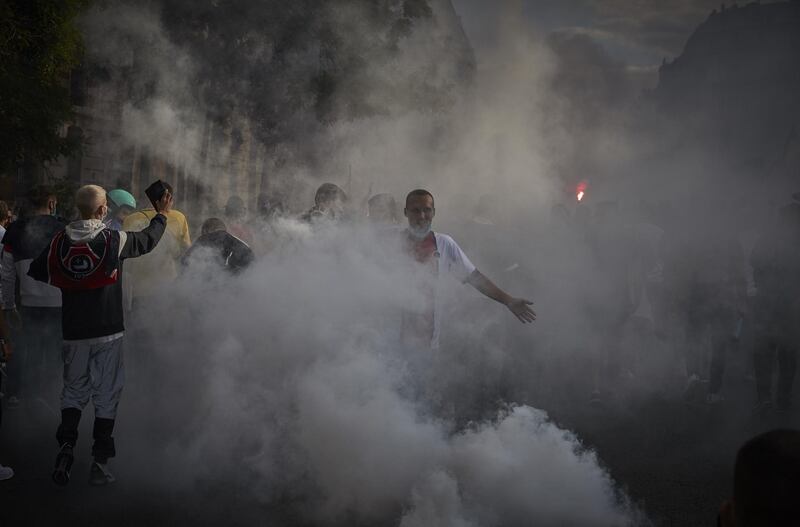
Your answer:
[0,0,91,174]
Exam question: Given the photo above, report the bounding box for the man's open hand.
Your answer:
[506,298,536,323]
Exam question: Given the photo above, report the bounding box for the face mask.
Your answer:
[408,223,432,240]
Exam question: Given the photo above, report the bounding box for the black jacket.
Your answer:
[180,230,254,274]
[28,215,166,340]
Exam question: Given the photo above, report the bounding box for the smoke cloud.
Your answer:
[37,0,796,524]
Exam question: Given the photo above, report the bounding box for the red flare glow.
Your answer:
[576,181,588,202]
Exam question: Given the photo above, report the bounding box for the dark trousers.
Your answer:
[56,408,116,463]
[753,335,797,408]
[6,306,61,400]
[685,305,735,394]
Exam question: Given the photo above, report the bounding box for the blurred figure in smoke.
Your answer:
[224,195,254,246]
[0,185,66,409]
[400,189,535,350]
[28,184,172,487]
[255,192,285,222]
[718,429,800,526]
[750,203,800,414]
[662,200,746,405]
[181,217,254,275]
[301,183,349,225]
[0,308,14,480]
[367,193,399,226]
[585,201,646,404]
[251,192,286,256]
[104,189,137,231]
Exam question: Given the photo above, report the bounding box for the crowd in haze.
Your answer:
[0,180,799,525]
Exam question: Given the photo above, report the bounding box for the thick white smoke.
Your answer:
[67,1,727,525]
[123,223,646,526]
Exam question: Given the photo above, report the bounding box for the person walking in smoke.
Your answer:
[0,185,66,409]
[662,200,746,405]
[27,184,172,486]
[400,189,535,350]
[584,201,646,404]
[749,202,800,415]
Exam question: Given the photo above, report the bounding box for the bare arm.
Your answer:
[465,270,536,323]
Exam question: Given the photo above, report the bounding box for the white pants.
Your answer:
[61,337,125,419]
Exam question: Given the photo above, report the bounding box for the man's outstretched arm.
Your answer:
[465,270,536,323]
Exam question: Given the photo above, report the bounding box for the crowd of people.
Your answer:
[0,181,534,486]
[0,180,797,526]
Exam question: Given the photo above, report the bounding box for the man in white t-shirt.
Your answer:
[401,189,535,349]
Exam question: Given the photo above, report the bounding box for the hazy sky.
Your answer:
[451,0,776,69]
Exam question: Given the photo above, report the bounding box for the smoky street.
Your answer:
[1,1,800,526]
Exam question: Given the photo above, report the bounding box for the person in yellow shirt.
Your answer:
[121,182,191,302]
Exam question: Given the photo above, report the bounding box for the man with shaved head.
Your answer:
[402,189,535,349]
[28,183,172,487]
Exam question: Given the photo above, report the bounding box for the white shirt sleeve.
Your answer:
[439,234,477,283]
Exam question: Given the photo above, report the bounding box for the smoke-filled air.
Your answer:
[2,0,800,526]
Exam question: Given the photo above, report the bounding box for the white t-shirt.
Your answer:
[424,232,477,349]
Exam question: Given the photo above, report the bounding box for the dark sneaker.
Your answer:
[89,462,115,486]
[52,443,74,486]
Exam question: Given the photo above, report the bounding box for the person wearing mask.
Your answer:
[400,189,535,350]
[0,185,66,408]
[28,184,172,486]
[104,189,137,231]
[181,217,254,275]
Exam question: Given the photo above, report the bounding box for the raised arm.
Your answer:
[120,191,173,259]
[466,270,537,324]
